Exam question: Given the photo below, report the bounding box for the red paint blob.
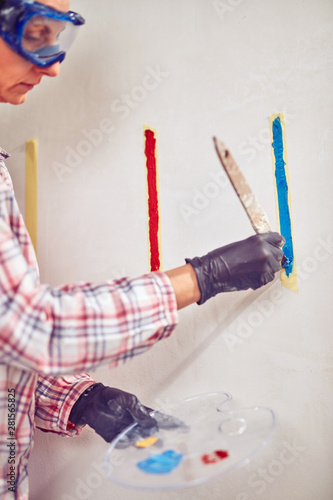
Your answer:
[201,450,229,465]
[144,129,161,272]
[215,450,229,460]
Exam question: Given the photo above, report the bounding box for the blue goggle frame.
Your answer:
[0,0,85,67]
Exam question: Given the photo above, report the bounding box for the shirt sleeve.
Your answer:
[34,374,97,436]
[0,170,179,377]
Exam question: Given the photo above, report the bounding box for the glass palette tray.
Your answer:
[105,392,275,490]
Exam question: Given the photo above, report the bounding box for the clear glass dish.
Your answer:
[105,392,275,490]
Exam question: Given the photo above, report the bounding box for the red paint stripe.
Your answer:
[144,128,161,271]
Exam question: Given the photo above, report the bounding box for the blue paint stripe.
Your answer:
[272,117,294,277]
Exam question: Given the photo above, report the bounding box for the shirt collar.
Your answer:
[0,146,11,160]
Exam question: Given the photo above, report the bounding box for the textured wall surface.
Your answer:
[1,1,332,499]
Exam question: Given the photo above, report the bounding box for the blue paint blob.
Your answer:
[272,117,294,276]
[137,449,184,475]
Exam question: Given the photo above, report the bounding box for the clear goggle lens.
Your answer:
[21,14,79,63]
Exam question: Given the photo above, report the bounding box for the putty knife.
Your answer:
[213,137,286,264]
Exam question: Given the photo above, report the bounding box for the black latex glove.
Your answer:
[69,384,188,446]
[185,232,284,305]
[69,384,157,443]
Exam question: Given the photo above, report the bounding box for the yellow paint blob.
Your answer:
[135,436,159,448]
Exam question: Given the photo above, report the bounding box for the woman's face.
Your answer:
[0,0,70,105]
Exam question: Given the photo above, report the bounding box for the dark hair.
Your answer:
[0,1,26,30]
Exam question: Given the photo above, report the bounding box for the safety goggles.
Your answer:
[0,0,85,67]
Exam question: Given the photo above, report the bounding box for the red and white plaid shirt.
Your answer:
[0,146,178,499]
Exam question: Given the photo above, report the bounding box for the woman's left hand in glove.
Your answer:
[69,383,187,446]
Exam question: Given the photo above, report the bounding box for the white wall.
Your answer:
[1,0,333,499]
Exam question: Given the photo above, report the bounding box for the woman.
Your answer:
[0,1,284,498]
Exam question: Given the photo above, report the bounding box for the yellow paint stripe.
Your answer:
[25,139,38,256]
[269,113,298,293]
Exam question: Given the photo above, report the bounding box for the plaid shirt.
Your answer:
[0,147,178,499]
